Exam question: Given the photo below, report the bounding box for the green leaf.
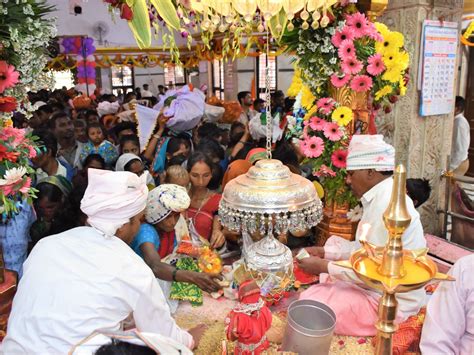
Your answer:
[150,0,181,31]
[128,0,151,48]
[268,8,288,43]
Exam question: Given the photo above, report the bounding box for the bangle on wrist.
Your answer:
[238,140,247,145]
[153,133,161,139]
[172,269,178,282]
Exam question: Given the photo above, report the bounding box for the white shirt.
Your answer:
[35,158,68,182]
[2,226,192,354]
[142,89,154,98]
[325,177,427,319]
[420,254,474,355]
[450,113,470,170]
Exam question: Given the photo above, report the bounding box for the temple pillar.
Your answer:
[376,0,464,235]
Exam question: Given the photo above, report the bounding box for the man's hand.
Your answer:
[297,256,329,276]
[157,113,169,133]
[190,272,223,293]
[188,324,208,349]
[305,246,325,258]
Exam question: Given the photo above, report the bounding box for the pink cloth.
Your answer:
[299,277,379,336]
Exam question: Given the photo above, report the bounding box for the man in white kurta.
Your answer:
[450,96,470,175]
[420,254,474,355]
[2,169,194,353]
[297,135,427,336]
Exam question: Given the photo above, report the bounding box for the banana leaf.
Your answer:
[128,0,151,48]
[150,0,181,31]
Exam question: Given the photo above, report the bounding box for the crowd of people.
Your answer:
[1,85,470,354]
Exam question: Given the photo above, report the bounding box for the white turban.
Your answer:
[145,184,190,224]
[346,134,395,171]
[97,101,120,117]
[81,169,149,237]
[249,112,284,143]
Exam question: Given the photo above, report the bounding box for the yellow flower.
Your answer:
[304,104,318,121]
[375,85,393,101]
[374,22,390,38]
[399,77,407,96]
[383,50,409,73]
[376,30,405,54]
[301,84,316,110]
[287,69,302,97]
[382,68,403,83]
[332,106,353,127]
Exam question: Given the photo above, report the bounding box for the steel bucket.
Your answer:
[281,299,336,355]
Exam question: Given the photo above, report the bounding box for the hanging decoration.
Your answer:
[60,37,97,95]
[282,5,410,208]
[102,0,342,62]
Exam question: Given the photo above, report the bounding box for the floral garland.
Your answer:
[0,1,56,219]
[283,5,410,206]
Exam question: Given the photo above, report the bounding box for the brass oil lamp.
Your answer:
[336,164,454,355]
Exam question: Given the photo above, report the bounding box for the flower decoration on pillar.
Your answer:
[282,4,410,206]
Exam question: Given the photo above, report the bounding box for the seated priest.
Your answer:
[297,134,426,336]
[420,254,474,355]
[3,169,203,353]
[131,184,222,293]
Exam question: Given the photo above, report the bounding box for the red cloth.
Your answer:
[158,231,175,259]
[185,194,221,241]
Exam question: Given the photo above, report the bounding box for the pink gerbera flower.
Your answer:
[350,75,373,92]
[0,61,20,94]
[323,122,343,141]
[345,12,368,39]
[331,149,348,169]
[341,57,363,75]
[316,97,335,115]
[338,39,356,60]
[367,54,385,76]
[309,116,327,131]
[330,73,351,88]
[302,136,324,158]
[314,164,336,178]
[331,27,355,47]
[365,22,383,41]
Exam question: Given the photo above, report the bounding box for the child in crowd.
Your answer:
[79,122,118,167]
[164,165,190,188]
[119,134,140,156]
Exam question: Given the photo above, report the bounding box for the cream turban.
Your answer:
[146,184,190,224]
[81,169,149,237]
[115,153,142,172]
[346,134,395,171]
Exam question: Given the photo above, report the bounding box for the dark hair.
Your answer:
[208,162,223,191]
[380,170,394,176]
[406,178,431,208]
[273,140,298,167]
[124,92,136,103]
[196,137,225,161]
[48,111,70,130]
[35,182,64,204]
[238,91,251,104]
[143,84,149,88]
[84,153,105,169]
[166,137,189,156]
[284,97,296,112]
[229,122,245,147]
[113,121,138,137]
[73,118,87,128]
[33,129,58,157]
[69,184,88,227]
[49,101,65,112]
[124,158,142,172]
[36,104,53,115]
[95,339,155,355]
[455,96,465,112]
[187,151,215,172]
[272,90,285,99]
[85,109,99,119]
[119,134,140,154]
[197,122,220,140]
[167,154,187,167]
[253,98,265,106]
[158,85,165,90]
